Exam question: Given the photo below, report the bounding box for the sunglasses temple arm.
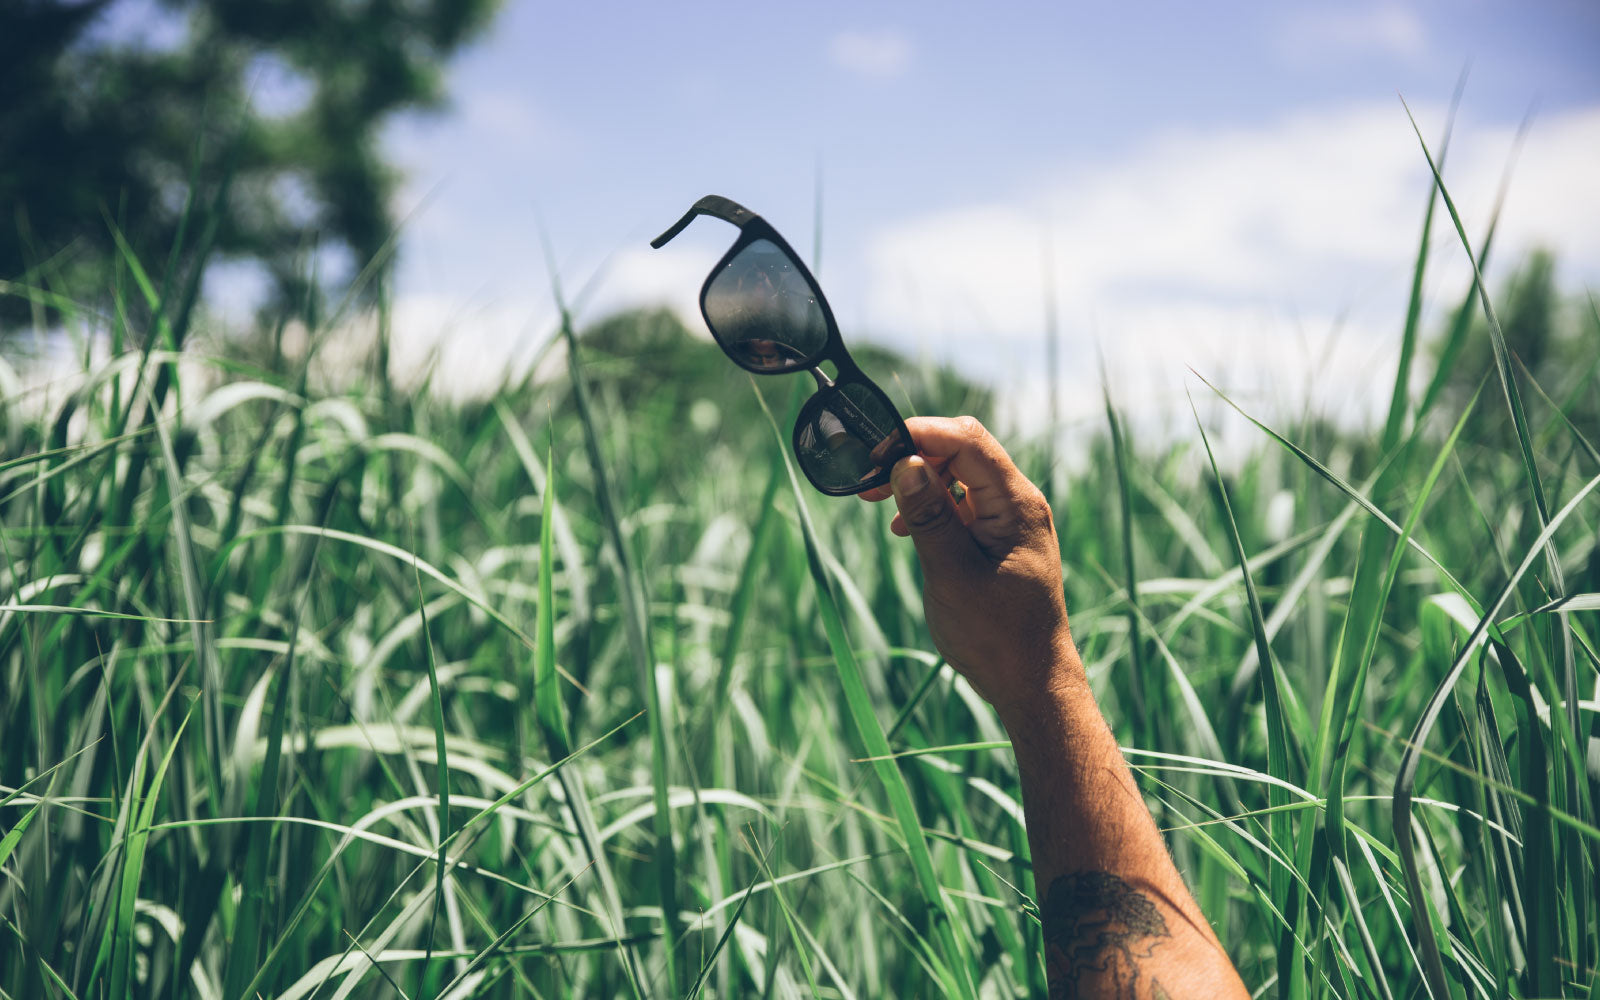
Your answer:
[649,206,701,249]
[650,195,762,248]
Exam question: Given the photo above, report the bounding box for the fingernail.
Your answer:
[893,458,932,498]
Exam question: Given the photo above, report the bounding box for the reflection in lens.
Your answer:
[795,381,911,492]
[704,239,829,370]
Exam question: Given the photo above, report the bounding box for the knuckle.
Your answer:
[988,508,1020,537]
[996,480,1051,533]
[903,496,955,532]
[954,415,987,442]
[1022,486,1054,530]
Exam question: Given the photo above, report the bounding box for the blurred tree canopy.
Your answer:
[502,307,996,495]
[0,0,501,331]
[562,307,996,441]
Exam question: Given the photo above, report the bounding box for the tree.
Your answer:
[0,0,501,331]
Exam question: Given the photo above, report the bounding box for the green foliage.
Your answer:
[0,0,501,329]
[1433,249,1600,455]
[1,192,1598,999]
[547,307,995,474]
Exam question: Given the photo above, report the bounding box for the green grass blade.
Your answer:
[555,292,678,995]
[1402,100,1593,988]
[1327,388,1479,864]
[1187,391,1300,992]
[215,526,563,665]
[1404,100,1553,530]
[413,550,453,979]
[534,443,570,756]
[747,833,823,996]
[716,457,784,711]
[1414,113,1529,427]
[687,870,764,1000]
[1492,640,1560,996]
[1393,466,1600,999]
[110,702,194,1000]
[752,382,976,1000]
[149,381,226,796]
[236,712,644,1000]
[222,656,296,999]
[494,398,593,638]
[1191,369,1478,611]
[1104,369,1158,747]
[0,800,45,872]
[1381,70,1465,452]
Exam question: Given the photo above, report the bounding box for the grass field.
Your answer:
[2,149,1599,999]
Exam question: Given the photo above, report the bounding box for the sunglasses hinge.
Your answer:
[808,366,835,390]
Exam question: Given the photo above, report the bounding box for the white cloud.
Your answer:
[387,293,557,401]
[383,244,722,401]
[582,245,719,330]
[981,302,1400,467]
[1470,108,1600,271]
[1276,5,1428,62]
[531,101,1599,435]
[858,102,1600,434]
[829,30,913,79]
[349,244,716,403]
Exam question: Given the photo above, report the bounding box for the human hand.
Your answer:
[860,416,1080,719]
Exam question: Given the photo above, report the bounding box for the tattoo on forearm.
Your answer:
[1042,870,1171,999]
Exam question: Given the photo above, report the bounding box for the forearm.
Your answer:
[1000,642,1248,999]
[869,418,1247,995]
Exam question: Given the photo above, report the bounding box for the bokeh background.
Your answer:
[12,0,1600,432]
[365,1,1600,433]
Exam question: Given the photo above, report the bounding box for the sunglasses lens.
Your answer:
[703,239,829,371]
[795,381,912,494]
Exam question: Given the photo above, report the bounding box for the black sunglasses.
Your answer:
[651,195,914,496]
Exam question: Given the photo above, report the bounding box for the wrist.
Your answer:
[991,636,1089,734]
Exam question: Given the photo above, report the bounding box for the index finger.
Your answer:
[900,415,1029,518]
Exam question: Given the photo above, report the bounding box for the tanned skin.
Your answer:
[861,416,1249,999]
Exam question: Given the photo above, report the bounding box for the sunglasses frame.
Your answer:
[651,195,914,496]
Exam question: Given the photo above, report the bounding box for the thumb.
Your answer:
[891,456,985,581]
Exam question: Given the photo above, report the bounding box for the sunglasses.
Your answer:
[651,195,914,496]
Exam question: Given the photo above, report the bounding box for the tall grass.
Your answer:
[2,163,1598,999]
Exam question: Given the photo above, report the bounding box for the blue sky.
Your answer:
[332,2,1598,429]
